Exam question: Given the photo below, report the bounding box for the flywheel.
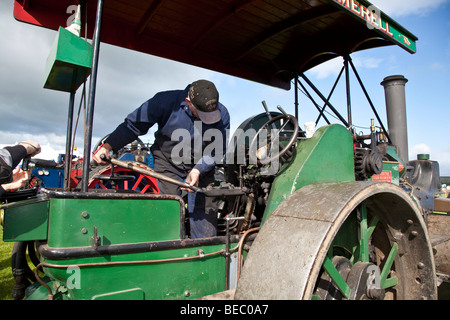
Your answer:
[235,181,437,300]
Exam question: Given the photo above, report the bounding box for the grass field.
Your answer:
[0,229,15,300]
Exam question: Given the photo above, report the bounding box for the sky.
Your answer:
[1,0,449,175]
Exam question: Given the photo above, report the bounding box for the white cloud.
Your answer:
[0,1,215,162]
[0,131,77,162]
[430,62,448,71]
[307,55,383,80]
[353,57,383,69]
[308,57,343,79]
[370,0,450,17]
[434,148,450,176]
[408,143,450,176]
[409,143,431,159]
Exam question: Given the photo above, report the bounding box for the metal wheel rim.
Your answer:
[235,181,437,300]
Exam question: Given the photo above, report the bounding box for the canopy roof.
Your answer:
[14,0,417,89]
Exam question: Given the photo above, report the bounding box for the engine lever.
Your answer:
[262,100,277,130]
[100,154,202,193]
[261,100,271,117]
[277,105,289,117]
[22,155,31,171]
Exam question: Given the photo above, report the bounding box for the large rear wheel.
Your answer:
[235,181,437,300]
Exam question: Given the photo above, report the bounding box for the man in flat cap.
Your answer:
[93,80,230,238]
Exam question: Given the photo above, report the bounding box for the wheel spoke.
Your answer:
[380,242,398,289]
[323,256,351,299]
[367,215,379,238]
[140,183,151,193]
[132,175,144,191]
[351,205,379,264]
[359,204,369,263]
[98,182,107,189]
[320,205,389,299]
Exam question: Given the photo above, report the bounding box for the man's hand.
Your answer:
[2,168,30,191]
[92,143,113,165]
[183,168,201,193]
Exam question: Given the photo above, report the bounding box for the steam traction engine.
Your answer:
[2,0,449,300]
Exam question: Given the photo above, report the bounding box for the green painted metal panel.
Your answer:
[42,244,229,300]
[2,198,49,241]
[262,124,355,224]
[39,196,235,299]
[47,197,182,248]
[44,27,92,92]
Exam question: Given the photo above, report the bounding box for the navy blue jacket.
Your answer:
[105,85,230,175]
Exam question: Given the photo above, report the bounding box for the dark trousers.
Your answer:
[152,150,217,239]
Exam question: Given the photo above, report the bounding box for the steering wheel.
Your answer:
[248,113,299,165]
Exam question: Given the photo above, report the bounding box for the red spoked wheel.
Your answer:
[86,162,159,194]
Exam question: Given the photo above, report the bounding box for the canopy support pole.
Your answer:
[314,66,344,126]
[294,72,299,121]
[63,91,75,190]
[348,58,391,143]
[300,73,349,127]
[344,54,353,131]
[296,55,391,144]
[81,0,104,192]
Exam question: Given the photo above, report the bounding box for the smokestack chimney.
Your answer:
[381,75,409,163]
